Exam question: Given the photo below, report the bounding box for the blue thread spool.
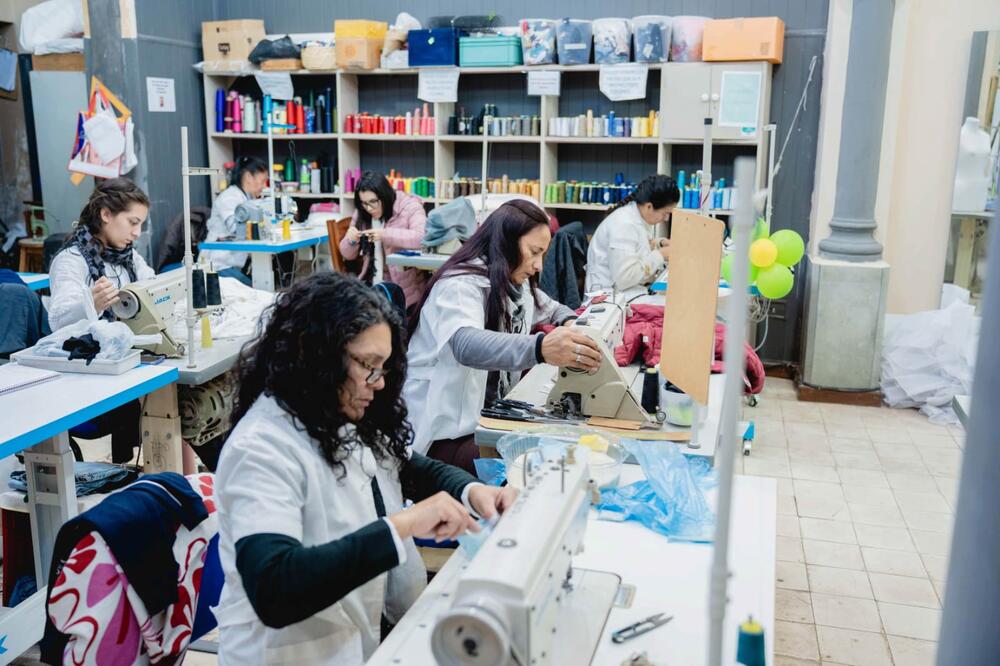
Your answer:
[736,616,766,666]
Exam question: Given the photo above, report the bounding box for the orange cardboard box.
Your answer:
[703,17,784,64]
[336,37,382,70]
[202,19,265,62]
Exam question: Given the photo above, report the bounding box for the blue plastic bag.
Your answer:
[595,439,716,541]
[474,457,507,486]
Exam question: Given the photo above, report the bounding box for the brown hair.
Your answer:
[75,177,151,239]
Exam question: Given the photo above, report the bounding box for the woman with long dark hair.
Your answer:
[404,200,603,473]
[214,272,515,664]
[201,155,269,285]
[585,174,680,299]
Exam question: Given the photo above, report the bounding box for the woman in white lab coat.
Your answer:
[214,272,516,665]
[200,156,269,285]
[585,174,680,300]
[404,200,603,473]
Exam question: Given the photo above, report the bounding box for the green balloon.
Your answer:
[756,264,794,299]
[721,253,760,286]
[770,229,805,267]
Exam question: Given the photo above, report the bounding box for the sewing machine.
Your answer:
[547,300,656,424]
[111,269,185,357]
[368,445,622,666]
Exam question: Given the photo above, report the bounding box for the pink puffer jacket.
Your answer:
[339,190,429,309]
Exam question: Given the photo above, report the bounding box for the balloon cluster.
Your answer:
[721,219,805,300]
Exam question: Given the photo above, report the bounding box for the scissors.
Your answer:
[611,613,674,644]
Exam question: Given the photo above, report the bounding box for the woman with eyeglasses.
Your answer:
[339,171,428,312]
[585,174,680,301]
[200,156,270,286]
[214,272,516,665]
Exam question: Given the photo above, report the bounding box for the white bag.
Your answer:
[18,0,84,53]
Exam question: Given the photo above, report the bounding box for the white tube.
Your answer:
[181,127,197,369]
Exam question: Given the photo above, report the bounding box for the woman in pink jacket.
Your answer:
[340,171,429,312]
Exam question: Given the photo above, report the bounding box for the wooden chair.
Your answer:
[326,216,354,273]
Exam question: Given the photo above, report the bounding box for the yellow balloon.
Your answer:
[749,239,778,268]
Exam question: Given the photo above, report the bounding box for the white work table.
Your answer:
[161,336,248,386]
[385,252,449,272]
[17,272,49,291]
[0,363,178,661]
[371,472,777,665]
[199,226,329,291]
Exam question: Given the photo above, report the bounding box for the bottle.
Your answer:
[300,159,310,188]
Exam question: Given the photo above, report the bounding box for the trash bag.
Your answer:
[248,36,301,64]
[595,439,716,542]
[33,319,159,361]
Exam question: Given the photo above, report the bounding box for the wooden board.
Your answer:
[478,417,692,442]
[659,210,725,404]
[31,53,85,72]
[261,58,304,71]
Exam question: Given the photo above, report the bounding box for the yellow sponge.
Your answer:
[578,434,609,453]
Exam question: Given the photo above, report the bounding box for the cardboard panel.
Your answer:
[659,211,725,404]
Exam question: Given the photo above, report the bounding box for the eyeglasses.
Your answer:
[349,352,388,385]
[360,198,381,211]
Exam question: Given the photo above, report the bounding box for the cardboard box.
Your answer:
[334,20,387,40]
[202,19,265,62]
[336,37,382,70]
[31,53,85,71]
[260,58,302,71]
[703,17,784,64]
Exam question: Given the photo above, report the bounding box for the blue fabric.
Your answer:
[0,282,51,356]
[160,262,182,272]
[8,462,136,496]
[422,197,476,248]
[218,266,252,286]
[192,534,223,640]
[0,268,27,286]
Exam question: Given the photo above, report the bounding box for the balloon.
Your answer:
[753,217,770,242]
[756,264,794,299]
[771,229,805,267]
[721,253,760,285]
[749,239,778,268]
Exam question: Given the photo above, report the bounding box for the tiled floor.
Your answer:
[749,378,960,666]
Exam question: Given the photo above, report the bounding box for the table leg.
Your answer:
[251,252,275,291]
[23,432,77,588]
[954,216,977,289]
[141,384,184,473]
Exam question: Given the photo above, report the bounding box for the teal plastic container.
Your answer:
[459,35,524,67]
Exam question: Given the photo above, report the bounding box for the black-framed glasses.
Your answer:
[360,198,381,211]
[349,352,388,385]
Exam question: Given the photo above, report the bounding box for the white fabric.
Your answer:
[214,395,426,666]
[202,185,250,270]
[403,265,562,453]
[585,202,665,300]
[373,218,385,284]
[167,276,274,341]
[47,245,155,331]
[18,0,84,53]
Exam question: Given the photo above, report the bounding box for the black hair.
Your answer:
[610,174,680,213]
[64,177,150,248]
[409,200,550,334]
[231,156,268,193]
[353,171,397,230]
[231,272,412,476]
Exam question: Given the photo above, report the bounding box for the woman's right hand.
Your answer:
[345,226,361,244]
[657,239,671,261]
[541,327,602,372]
[92,276,120,313]
[388,491,480,542]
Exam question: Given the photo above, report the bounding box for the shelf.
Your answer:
[211,132,337,140]
[282,191,339,199]
[544,136,660,145]
[543,202,612,211]
[339,132,436,142]
[441,135,542,144]
[665,138,760,146]
[340,193,445,205]
[204,63,663,78]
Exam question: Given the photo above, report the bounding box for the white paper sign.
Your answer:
[254,72,294,101]
[599,63,649,102]
[418,68,460,103]
[718,70,762,128]
[527,70,561,96]
[145,77,175,112]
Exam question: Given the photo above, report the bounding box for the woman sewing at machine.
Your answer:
[404,200,604,474]
[214,272,516,665]
[339,170,429,312]
[200,156,269,285]
[585,174,679,300]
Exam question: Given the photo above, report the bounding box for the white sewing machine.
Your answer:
[547,300,656,424]
[368,445,622,666]
[111,268,185,357]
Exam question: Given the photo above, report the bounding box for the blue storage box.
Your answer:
[556,19,592,65]
[408,28,459,66]
[459,35,523,67]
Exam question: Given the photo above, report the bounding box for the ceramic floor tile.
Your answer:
[816,626,893,666]
[824,425,871,441]
[828,438,876,454]
[903,420,952,435]
[777,536,806,563]
[842,485,897,508]
[848,503,907,528]
[868,573,940,608]
[836,468,889,488]
[780,404,824,425]
[791,464,840,483]
[920,554,949,581]
[775,621,820,661]
[866,426,912,444]
[778,514,802,538]
[802,539,864,570]
[887,636,937,666]
[892,490,952,514]
[774,657,820,666]
[777,478,797,497]
[777,561,810,591]
[854,524,915,552]
[745,458,792,478]
[833,451,882,470]
[908,529,952,557]
[886,472,937,492]
[811,593,883,632]
[873,442,923,462]
[794,480,845,500]
[776,589,814,624]
[777,493,797,514]
[787,448,836,466]
[798,518,856,545]
[933,476,959,507]
[796,496,852,521]
[805,565,872,600]
[908,433,958,448]
[878,457,930,474]
[754,444,792,461]
[931,577,947,604]
[900,509,953,534]
[861,547,927,577]
[878,602,942,641]
[917,446,962,465]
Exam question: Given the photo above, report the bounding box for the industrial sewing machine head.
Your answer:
[111,268,185,357]
[547,300,657,424]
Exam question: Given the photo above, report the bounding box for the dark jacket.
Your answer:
[155,206,212,271]
[0,280,51,358]
[540,221,589,310]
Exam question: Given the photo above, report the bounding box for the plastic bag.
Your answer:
[595,439,716,541]
[33,320,159,361]
[249,36,301,64]
[473,457,507,486]
[18,0,84,53]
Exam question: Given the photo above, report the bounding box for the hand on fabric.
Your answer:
[541,327,602,372]
[345,226,361,244]
[92,276,120,313]
[467,484,519,520]
[388,491,480,542]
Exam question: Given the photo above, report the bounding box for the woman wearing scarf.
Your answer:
[403,200,603,474]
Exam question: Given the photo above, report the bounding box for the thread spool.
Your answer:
[736,617,766,666]
[192,269,207,309]
[205,271,222,306]
[215,90,225,132]
[641,367,660,414]
[251,222,261,240]
[201,315,213,349]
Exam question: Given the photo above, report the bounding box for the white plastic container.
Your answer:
[952,117,992,212]
[632,15,671,63]
[11,348,142,375]
[670,15,707,62]
[556,18,592,65]
[519,19,558,65]
[593,18,631,64]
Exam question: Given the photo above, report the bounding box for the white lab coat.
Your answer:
[214,394,426,666]
[47,245,155,331]
[201,185,250,270]
[403,267,562,454]
[585,202,665,300]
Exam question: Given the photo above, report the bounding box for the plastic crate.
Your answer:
[408,28,459,66]
[556,19,592,65]
[459,35,523,67]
